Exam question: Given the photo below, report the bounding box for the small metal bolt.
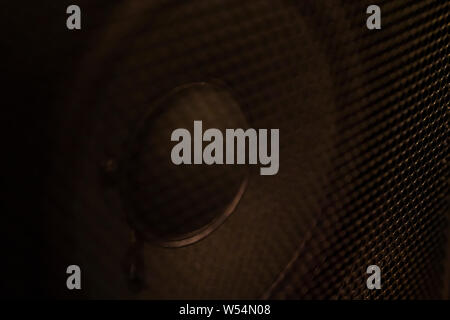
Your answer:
[103,158,118,173]
[100,158,119,185]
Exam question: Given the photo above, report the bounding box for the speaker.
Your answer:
[3,0,448,299]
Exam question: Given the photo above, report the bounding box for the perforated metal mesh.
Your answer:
[43,0,449,299]
[267,0,449,299]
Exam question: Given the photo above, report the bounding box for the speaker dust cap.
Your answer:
[121,82,249,247]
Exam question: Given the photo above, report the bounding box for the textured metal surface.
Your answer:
[267,0,449,299]
[40,0,449,299]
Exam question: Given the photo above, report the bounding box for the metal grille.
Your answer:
[267,0,449,299]
[43,0,449,299]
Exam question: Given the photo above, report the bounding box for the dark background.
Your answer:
[2,1,115,298]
